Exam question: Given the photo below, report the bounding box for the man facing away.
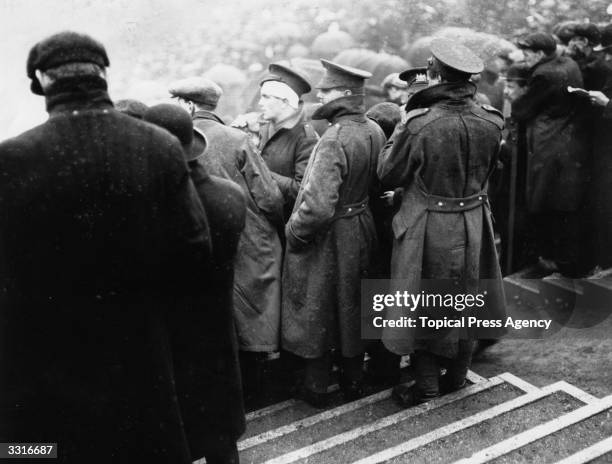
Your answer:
[0,31,212,463]
[378,38,506,406]
[282,59,386,407]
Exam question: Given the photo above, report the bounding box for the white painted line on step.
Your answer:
[553,435,612,464]
[246,399,299,422]
[497,372,539,393]
[453,394,612,464]
[352,383,565,464]
[238,387,393,451]
[262,376,505,464]
[550,380,599,404]
[466,370,487,384]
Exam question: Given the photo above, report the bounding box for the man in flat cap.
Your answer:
[0,32,212,462]
[566,23,605,91]
[144,103,247,464]
[169,76,285,401]
[378,37,506,406]
[281,59,386,406]
[258,63,319,221]
[382,72,409,106]
[514,32,591,277]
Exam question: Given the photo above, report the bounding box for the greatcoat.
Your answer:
[282,95,386,359]
[378,82,507,357]
[193,110,284,351]
[0,85,211,463]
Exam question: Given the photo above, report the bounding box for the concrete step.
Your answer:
[348,381,590,464]
[554,435,612,464]
[237,372,536,464]
[454,393,612,464]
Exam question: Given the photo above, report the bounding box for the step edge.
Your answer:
[466,370,488,384]
[497,372,539,393]
[553,435,612,464]
[452,394,612,464]
[258,376,511,464]
[350,386,564,464]
[246,399,299,422]
[544,380,599,404]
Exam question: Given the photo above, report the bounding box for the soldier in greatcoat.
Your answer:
[378,38,506,406]
[282,60,386,406]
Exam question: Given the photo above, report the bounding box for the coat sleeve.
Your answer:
[270,130,317,208]
[286,135,347,244]
[239,138,284,226]
[511,73,558,121]
[377,124,418,190]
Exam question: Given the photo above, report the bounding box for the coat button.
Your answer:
[348,207,352,212]
[72,110,79,115]
[478,196,483,201]
[459,202,465,206]
[437,201,443,206]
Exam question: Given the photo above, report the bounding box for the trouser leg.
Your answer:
[412,350,440,399]
[304,353,333,394]
[202,436,239,464]
[441,340,474,392]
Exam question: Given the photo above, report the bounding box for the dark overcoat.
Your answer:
[173,160,247,460]
[512,54,590,213]
[258,107,319,220]
[0,88,212,463]
[378,82,507,357]
[282,95,386,359]
[193,111,284,351]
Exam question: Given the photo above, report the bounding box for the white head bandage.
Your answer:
[260,80,300,109]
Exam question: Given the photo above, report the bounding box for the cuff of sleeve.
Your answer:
[286,222,309,246]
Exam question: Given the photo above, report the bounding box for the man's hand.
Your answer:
[380,190,395,207]
[588,90,610,107]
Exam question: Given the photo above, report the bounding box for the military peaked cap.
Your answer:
[168,77,223,107]
[398,67,428,85]
[261,63,311,96]
[316,59,372,90]
[594,24,612,51]
[26,31,110,95]
[430,38,483,75]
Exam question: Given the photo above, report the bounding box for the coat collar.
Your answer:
[311,95,366,123]
[259,105,305,147]
[45,77,113,115]
[405,81,477,112]
[193,110,225,125]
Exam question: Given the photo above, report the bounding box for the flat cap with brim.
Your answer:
[26,31,110,95]
[261,63,312,96]
[516,32,557,54]
[143,103,206,162]
[571,23,601,45]
[316,59,372,90]
[168,77,223,107]
[594,24,612,51]
[115,99,149,119]
[504,63,531,83]
[430,37,484,75]
[399,67,428,84]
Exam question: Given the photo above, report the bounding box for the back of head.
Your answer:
[26,31,110,95]
[366,102,402,139]
[115,99,149,119]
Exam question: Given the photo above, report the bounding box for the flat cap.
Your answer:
[553,21,578,45]
[316,59,372,90]
[516,32,557,54]
[261,63,311,96]
[143,103,206,162]
[571,23,601,45]
[26,31,109,95]
[168,77,223,107]
[115,99,149,119]
[429,37,484,75]
[594,24,612,51]
[382,73,408,90]
[504,63,531,83]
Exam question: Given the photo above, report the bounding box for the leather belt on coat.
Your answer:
[425,191,488,213]
[332,197,369,220]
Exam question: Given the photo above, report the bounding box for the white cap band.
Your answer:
[261,80,300,109]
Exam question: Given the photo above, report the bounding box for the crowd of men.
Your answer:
[1,22,611,463]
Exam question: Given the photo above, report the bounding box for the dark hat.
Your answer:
[168,77,223,107]
[429,38,484,75]
[143,103,206,162]
[594,24,612,51]
[516,32,557,54]
[571,23,601,45]
[553,21,578,45]
[260,63,311,96]
[504,63,531,83]
[115,99,149,119]
[366,102,402,139]
[316,59,372,90]
[27,31,109,95]
[399,67,428,85]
